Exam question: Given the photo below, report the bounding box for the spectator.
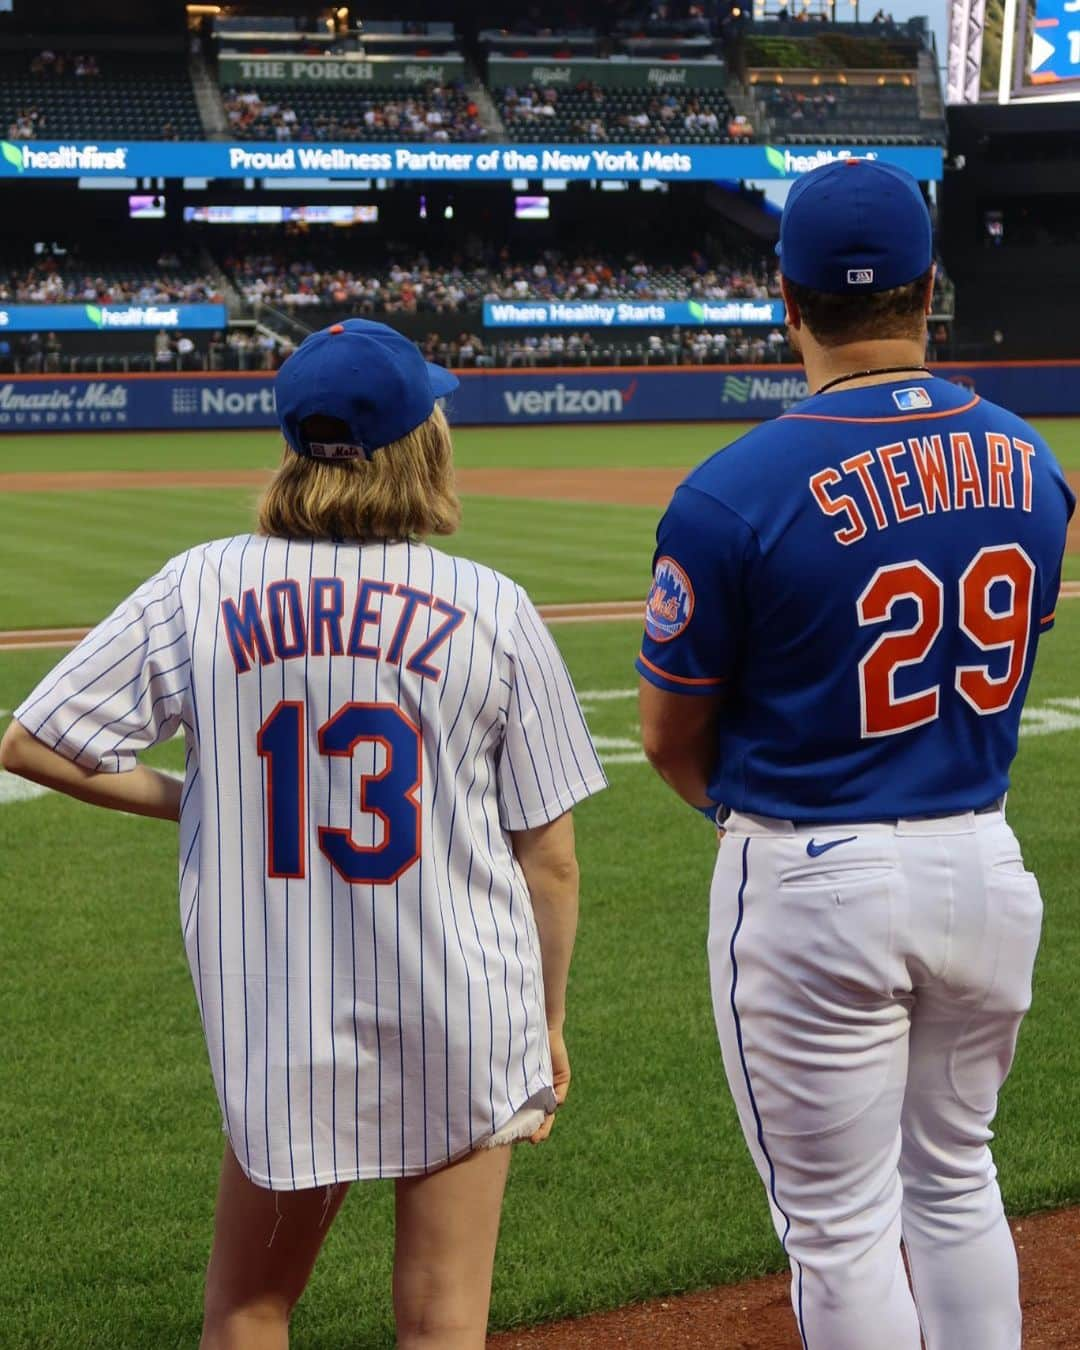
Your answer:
[256,330,277,370]
[175,333,196,369]
[208,331,227,371]
[153,330,175,368]
[227,330,253,370]
[500,83,735,144]
[227,249,784,313]
[221,81,485,143]
[456,331,478,368]
[928,321,951,360]
[3,255,217,304]
[43,331,62,372]
[19,332,44,373]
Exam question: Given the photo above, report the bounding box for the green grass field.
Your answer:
[1,420,1077,630]
[1,421,1078,1349]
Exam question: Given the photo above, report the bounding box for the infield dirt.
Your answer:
[4,466,1080,558]
[489,1209,1080,1348]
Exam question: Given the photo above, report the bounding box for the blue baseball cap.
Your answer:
[274,318,459,460]
[776,158,933,295]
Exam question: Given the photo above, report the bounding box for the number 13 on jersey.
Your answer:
[257,701,422,884]
[857,543,1036,739]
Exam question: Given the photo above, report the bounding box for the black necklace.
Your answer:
[815,365,934,397]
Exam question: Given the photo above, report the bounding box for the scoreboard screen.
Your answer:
[956,0,1080,104]
[1030,0,1080,84]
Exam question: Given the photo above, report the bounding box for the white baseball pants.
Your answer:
[708,807,1043,1350]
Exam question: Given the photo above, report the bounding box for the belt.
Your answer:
[788,797,1005,831]
[717,797,1006,831]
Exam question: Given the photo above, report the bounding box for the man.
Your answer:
[153,328,175,368]
[637,160,1073,1350]
[175,332,195,369]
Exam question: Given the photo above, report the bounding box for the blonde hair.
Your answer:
[258,404,461,543]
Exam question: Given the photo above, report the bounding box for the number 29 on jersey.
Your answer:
[857,543,1035,739]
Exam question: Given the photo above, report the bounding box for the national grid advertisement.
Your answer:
[0,366,1075,433]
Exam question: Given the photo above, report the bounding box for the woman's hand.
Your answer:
[529,1027,571,1145]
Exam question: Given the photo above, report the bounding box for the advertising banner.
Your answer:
[218,55,465,86]
[0,376,277,431]
[0,303,228,333]
[483,299,787,328]
[452,368,810,422]
[0,363,1074,433]
[487,57,729,90]
[0,139,944,182]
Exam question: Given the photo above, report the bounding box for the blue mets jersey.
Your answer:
[636,377,1075,822]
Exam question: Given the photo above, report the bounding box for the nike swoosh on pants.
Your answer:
[806,835,858,858]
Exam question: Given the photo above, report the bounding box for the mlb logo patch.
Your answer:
[846,268,874,285]
[644,556,695,643]
[892,386,933,412]
[308,441,366,460]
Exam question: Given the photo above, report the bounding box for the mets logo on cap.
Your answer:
[645,556,694,642]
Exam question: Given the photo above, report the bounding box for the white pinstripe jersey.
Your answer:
[16,535,607,1188]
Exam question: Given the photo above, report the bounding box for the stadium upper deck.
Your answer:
[0,49,201,141]
[1,10,945,147]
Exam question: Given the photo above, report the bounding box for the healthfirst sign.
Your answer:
[0,140,944,182]
[488,57,729,90]
[0,303,228,332]
[483,299,787,328]
[1,363,1076,432]
[218,55,464,86]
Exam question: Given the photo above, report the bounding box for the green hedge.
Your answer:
[743,34,920,69]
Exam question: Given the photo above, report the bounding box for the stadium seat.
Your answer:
[756,81,943,146]
[0,51,204,140]
[496,83,742,144]
[220,81,486,142]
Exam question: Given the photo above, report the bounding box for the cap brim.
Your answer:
[427,362,459,398]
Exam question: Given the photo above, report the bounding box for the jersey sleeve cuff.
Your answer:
[498,772,609,833]
[11,708,131,774]
[1039,611,1056,632]
[49,734,131,773]
[635,652,726,697]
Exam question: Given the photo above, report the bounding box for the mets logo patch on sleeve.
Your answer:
[892,386,933,411]
[645,556,694,642]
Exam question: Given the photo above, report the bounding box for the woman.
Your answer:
[1,318,607,1349]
